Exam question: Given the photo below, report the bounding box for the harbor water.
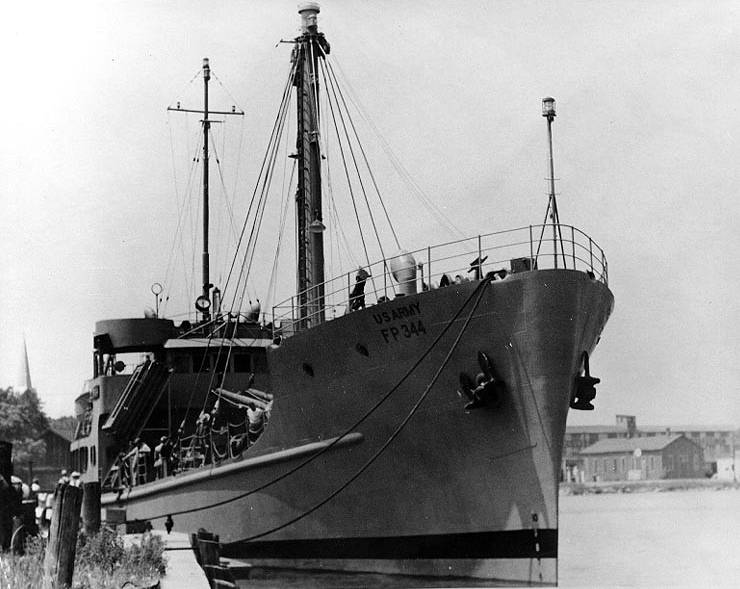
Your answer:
[235,488,740,587]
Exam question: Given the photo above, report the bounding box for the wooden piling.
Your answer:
[194,528,239,588]
[0,441,13,550]
[82,481,101,535]
[43,484,83,589]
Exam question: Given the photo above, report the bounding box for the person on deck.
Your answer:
[57,470,70,486]
[349,268,370,311]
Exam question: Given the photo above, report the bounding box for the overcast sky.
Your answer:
[1,1,739,429]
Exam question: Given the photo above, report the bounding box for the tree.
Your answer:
[0,387,50,464]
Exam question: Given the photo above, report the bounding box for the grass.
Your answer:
[0,527,166,589]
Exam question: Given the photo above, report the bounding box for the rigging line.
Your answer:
[232,77,294,313]
[210,72,246,114]
[235,280,491,543]
[330,56,467,243]
[321,92,359,273]
[168,68,204,109]
[219,65,296,319]
[163,127,204,311]
[177,319,228,425]
[266,152,297,313]
[534,197,551,260]
[327,183,359,271]
[133,278,490,523]
[323,54,400,250]
[231,115,246,214]
[240,60,295,286]
[321,59,388,265]
[220,60,297,312]
[164,114,183,275]
[321,64,373,282]
[222,68,294,309]
[551,195,568,268]
[208,128,243,269]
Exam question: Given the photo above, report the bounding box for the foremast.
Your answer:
[167,59,244,322]
[293,3,330,328]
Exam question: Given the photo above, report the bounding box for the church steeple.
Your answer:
[16,335,33,393]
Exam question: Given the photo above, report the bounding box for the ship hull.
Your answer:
[101,269,613,586]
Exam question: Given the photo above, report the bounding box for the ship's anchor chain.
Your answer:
[571,350,600,411]
[457,351,505,410]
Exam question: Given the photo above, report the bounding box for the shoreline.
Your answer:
[560,477,740,495]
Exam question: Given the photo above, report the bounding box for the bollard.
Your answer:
[43,484,83,589]
[82,481,101,535]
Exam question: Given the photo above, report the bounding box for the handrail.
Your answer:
[273,223,608,335]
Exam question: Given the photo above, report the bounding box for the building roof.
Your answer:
[580,434,686,455]
[567,424,738,436]
[46,425,75,443]
[637,425,737,434]
[566,425,628,435]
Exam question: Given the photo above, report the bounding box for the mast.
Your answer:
[202,58,212,315]
[542,96,565,269]
[294,3,330,328]
[168,59,243,322]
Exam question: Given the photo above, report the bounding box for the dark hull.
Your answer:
[101,269,613,585]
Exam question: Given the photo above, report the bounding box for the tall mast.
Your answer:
[294,3,330,328]
[202,58,212,315]
[167,60,244,322]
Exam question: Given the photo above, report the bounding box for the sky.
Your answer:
[1,0,739,429]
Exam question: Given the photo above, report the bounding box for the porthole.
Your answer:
[303,363,314,377]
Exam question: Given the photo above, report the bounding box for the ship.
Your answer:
[69,4,613,586]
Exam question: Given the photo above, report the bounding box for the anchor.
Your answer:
[571,351,600,411]
[458,351,505,410]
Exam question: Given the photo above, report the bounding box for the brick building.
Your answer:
[563,415,737,481]
[579,434,705,481]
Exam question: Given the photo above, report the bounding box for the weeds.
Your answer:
[0,527,167,589]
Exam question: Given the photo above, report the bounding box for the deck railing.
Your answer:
[273,224,608,335]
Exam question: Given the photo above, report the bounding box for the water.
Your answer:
[559,488,740,587]
[235,488,740,587]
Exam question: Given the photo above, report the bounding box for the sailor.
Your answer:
[154,436,173,478]
[57,469,70,486]
[349,268,370,311]
[124,438,151,486]
[30,477,41,496]
[247,404,265,444]
[70,472,81,487]
[136,439,151,484]
[194,412,211,466]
